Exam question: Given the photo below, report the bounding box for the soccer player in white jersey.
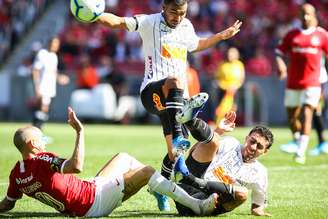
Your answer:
[31,37,69,129]
[174,111,274,216]
[96,0,242,210]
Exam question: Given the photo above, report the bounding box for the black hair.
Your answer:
[249,125,274,149]
[164,0,188,6]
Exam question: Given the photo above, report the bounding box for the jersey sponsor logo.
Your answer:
[19,181,42,194]
[212,166,234,184]
[292,47,318,54]
[38,154,53,163]
[147,56,154,79]
[153,93,165,111]
[161,44,187,61]
[16,173,33,185]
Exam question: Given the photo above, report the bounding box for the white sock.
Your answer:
[294,132,300,142]
[297,135,309,156]
[148,171,201,214]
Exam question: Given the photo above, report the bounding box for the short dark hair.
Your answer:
[249,125,274,149]
[164,0,188,6]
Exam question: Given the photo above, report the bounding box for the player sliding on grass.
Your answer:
[0,107,218,217]
[96,0,242,210]
[174,111,274,216]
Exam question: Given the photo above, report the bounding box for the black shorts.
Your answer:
[185,153,211,178]
[140,79,189,137]
[140,79,167,115]
[175,154,229,216]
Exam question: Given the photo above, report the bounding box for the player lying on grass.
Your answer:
[0,107,218,217]
[174,111,274,216]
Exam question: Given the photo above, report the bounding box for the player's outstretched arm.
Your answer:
[0,197,16,213]
[62,107,85,174]
[215,111,236,135]
[194,20,242,52]
[97,13,128,30]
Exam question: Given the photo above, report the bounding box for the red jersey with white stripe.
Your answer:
[6,152,96,216]
[276,27,328,89]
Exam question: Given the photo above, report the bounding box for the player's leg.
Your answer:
[140,81,173,211]
[295,87,321,163]
[161,77,190,149]
[122,165,218,215]
[95,152,144,178]
[280,89,302,153]
[32,97,51,129]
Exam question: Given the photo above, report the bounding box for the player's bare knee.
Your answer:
[234,186,248,202]
[141,165,155,178]
[165,77,181,88]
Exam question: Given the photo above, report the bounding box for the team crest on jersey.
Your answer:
[153,93,165,111]
[311,36,320,46]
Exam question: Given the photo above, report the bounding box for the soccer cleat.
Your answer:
[280,141,298,154]
[309,142,328,156]
[173,155,189,181]
[152,192,171,212]
[172,136,191,152]
[294,154,306,164]
[176,92,209,124]
[198,193,218,216]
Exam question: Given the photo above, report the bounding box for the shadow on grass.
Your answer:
[0,212,64,218]
[111,210,178,218]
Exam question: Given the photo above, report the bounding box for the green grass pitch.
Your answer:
[0,122,328,218]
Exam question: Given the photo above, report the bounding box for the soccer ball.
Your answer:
[70,0,105,23]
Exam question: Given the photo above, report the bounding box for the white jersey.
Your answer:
[33,49,58,97]
[125,13,200,97]
[204,136,268,207]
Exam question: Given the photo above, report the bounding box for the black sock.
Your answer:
[185,118,214,143]
[32,111,48,129]
[161,154,174,180]
[166,88,184,139]
[313,111,325,143]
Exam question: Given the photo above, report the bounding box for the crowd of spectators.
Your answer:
[0,0,51,63]
[57,0,328,80]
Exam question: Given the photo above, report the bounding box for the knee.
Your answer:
[234,186,248,202]
[142,165,155,178]
[165,77,181,89]
[116,152,130,160]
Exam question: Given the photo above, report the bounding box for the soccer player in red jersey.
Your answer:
[275,3,328,163]
[0,107,218,217]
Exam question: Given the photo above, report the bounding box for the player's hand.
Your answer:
[219,20,242,40]
[218,111,236,132]
[68,107,83,133]
[57,74,70,85]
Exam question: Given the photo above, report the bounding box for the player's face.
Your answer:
[163,3,187,29]
[27,128,47,152]
[300,4,317,29]
[49,38,60,53]
[242,133,269,162]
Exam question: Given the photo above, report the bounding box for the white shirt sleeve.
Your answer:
[251,166,268,207]
[33,49,45,70]
[184,19,200,52]
[124,14,149,33]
